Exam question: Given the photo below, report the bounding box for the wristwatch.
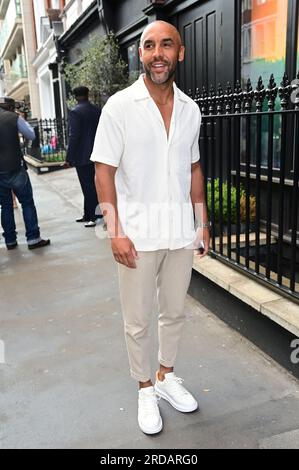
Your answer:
[196,221,211,229]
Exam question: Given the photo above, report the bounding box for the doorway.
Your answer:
[171,0,235,94]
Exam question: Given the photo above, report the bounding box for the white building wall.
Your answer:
[20,0,41,117]
[63,0,94,31]
[38,67,56,119]
[33,0,46,49]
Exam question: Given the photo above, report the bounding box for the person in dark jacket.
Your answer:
[66,86,102,227]
[0,96,50,250]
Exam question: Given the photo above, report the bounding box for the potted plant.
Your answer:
[207,178,256,235]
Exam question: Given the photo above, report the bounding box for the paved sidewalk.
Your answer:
[0,168,299,449]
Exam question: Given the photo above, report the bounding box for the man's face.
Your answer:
[139,22,185,85]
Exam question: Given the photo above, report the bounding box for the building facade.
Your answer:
[31,0,65,119]
[0,0,29,103]
[56,0,299,300]
[32,0,100,118]
[0,0,41,116]
[56,0,298,111]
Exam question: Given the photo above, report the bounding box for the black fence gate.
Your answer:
[24,118,68,163]
[191,71,299,302]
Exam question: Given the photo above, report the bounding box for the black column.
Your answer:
[49,62,62,119]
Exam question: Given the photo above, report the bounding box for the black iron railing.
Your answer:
[190,71,299,301]
[22,118,68,163]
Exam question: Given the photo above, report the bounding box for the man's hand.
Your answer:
[111,236,139,269]
[194,227,210,258]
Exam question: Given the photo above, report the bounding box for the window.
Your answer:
[128,43,138,72]
[126,42,140,75]
[240,0,289,169]
[241,0,288,87]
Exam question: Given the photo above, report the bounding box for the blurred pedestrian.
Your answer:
[66,86,102,227]
[0,96,50,250]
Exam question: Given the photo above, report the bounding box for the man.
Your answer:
[66,86,102,227]
[0,97,50,250]
[91,21,210,434]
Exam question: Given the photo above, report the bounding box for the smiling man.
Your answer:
[91,21,210,435]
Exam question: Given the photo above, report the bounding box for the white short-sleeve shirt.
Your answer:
[90,74,202,251]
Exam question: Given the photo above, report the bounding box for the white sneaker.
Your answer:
[154,372,198,413]
[84,221,96,227]
[138,386,163,434]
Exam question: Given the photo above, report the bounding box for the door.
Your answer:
[172,0,235,95]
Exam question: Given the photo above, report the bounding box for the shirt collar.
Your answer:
[133,74,188,103]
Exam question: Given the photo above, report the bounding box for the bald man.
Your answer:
[91,21,210,434]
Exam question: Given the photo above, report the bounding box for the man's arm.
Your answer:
[94,162,139,269]
[66,110,81,164]
[190,161,210,257]
[17,116,35,141]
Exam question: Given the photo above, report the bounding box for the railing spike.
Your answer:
[194,87,200,104]
[207,84,216,115]
[257,76,263,88]
[265,74,278,111]
[244,78,254,112]
[224,81,233,114]
[279,72,292,110]
[235,80,242,93]
[254,75,265,112]
[246,77,253,91]
[281,71,290,88]
[216,83,224,114]
[200,85,208,115]
[226,81,232,94]
[233,80,243,113]
[268,73,276,88]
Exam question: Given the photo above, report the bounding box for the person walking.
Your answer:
[0,97,50,250]
[91,21,210,434]
[66,86,102,227]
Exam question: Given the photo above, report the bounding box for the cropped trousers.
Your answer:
[118,247,194,382]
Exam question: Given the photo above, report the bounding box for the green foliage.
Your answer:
[43,151,66,163]
[64,33,130,108]
[207,179,253,224]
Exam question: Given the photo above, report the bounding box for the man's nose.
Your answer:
[153,45,163,59]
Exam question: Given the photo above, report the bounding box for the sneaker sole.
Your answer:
[6,244,18,250]
[138,417,163,435]
[28,241,50,250]
[155,386,198,413]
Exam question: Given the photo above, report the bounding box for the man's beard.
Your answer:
[143,61,177,85]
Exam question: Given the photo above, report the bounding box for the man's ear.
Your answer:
[138,46,143,63]
[178,45,185,62]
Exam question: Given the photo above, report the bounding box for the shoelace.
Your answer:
[139,392,161,415]
[164,376,190,397]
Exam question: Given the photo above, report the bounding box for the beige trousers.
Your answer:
[118,247,194,382]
